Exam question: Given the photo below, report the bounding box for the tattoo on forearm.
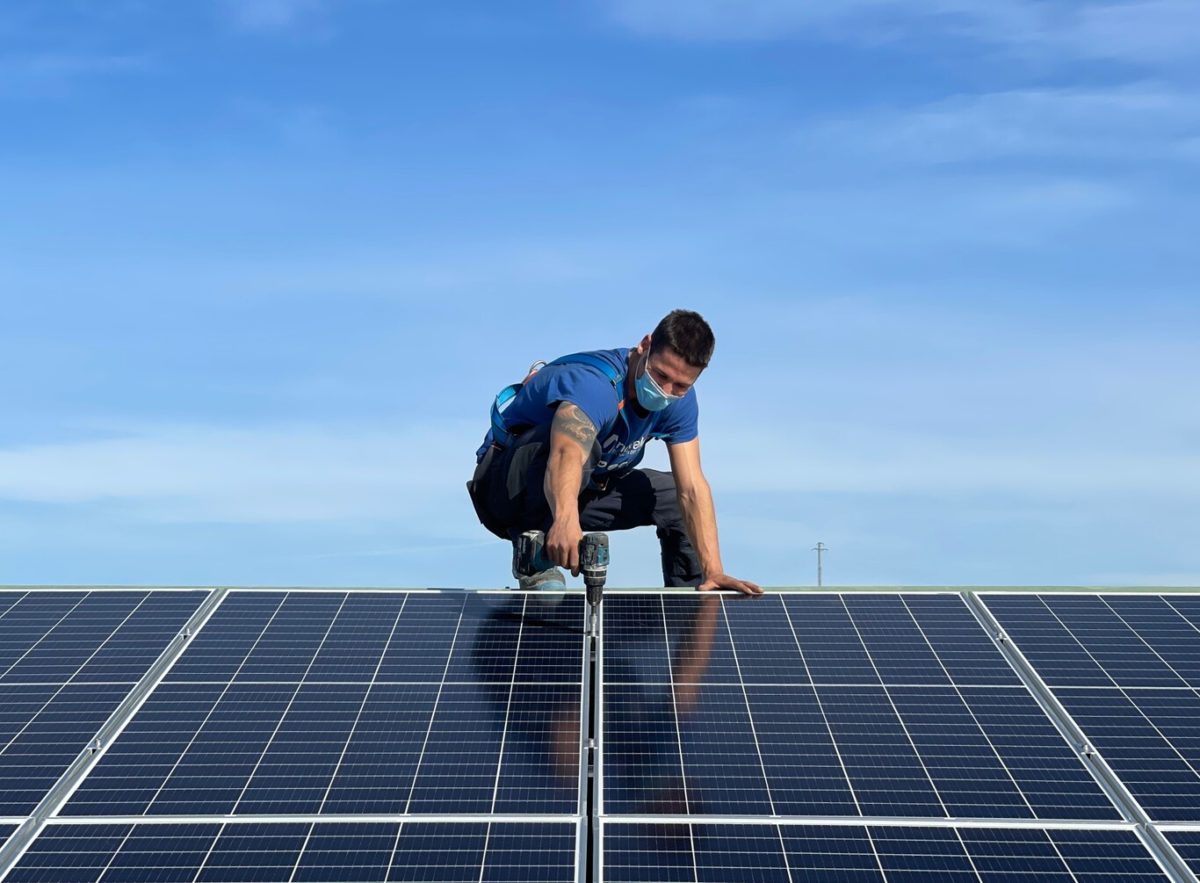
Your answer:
[552,403,597,452]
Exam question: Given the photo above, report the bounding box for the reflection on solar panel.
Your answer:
[985,593,1200,822]
[601,594,1120,821]
[0,591,206,815]
[603,823,1171,883]
[3,586,1199,883]
[1164,830,1200,877]
[64,592,586,817]
[7,821,580,883]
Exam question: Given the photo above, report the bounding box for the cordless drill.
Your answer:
[580,532,609,635]
[513,530,609,631]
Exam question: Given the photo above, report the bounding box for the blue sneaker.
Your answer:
[518,566,567,592]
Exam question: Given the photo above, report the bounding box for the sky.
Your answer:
[1,0,1197,588]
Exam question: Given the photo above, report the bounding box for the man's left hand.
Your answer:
[697,573,763,595]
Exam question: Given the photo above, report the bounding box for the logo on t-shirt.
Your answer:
[596,434,647,473]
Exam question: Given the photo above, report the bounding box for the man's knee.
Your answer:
[639,469,686,530]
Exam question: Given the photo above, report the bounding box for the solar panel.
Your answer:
[600,593,1121,821]
[1164,829,1200,877]
[63,591,587,817]
[0,590,207,815]
[984,593,1200,823]
[7,586,1198,883]
[4,820,580,883]
[983,594,1200,689]
[601,822,1172,883]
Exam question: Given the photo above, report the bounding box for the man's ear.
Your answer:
[636,333,652,354]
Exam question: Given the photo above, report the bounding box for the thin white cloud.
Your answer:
[703,422,1200,496]
[0,421,484,526]
[604,0,1200,63]
[805,83,1200,165]
[1,410,1195,536]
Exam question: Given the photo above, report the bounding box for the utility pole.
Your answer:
[813,542,827,587]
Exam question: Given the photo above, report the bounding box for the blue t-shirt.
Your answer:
[476,347,699,478]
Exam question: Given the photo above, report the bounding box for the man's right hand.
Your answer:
[546,518,584,576]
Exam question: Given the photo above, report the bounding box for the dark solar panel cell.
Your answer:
[10,823,579,883]
[1041,596,1186,688]
[0,682,131,815]
[68,677,582,817]
[781,825,883,882]
[0,592,90,675]
[604,594,1120,822]
[692,824,790,883]
[1056,687,1200,822]
[605,824,1170,883]
[389,822,487,883]
[1049,828,1169,882]
[1105,597,1200,688]
[235,594,348,682]
[664,596,740,685]
[602,683,687,815]
[887,686,1034,819]
[493,682,583,814]
[676,683,773,814]
[481,822,578,883]
[982,595,1113,687]
[97,823,222,883]
[901,594,1021,687]
[145,682,300,815]
[292,823,396,883]
[743,684,858,816]
[2,592,146,684]
[1167,596,1200,630]
[603,823,696,883]
[514,596,587,683]
[957,827,1076,880]
[720,596,808,684]
[3,823,133,883]
[232,682,371,815]
[305,594,408,682]
[405,683,505,814]
[956,687,1121,822]
[868,826,978,882]
[376,593,465,682]
[603,595,672,685]
[842,595,952,687]
[318,682,439,815]
[1166,830,1200,877]
[74,592,209,683]
[196,822,311,883]
[815,685,946,817]
[0,590,27,618]
[782,594,880,685]
[58,681,228,816]
[446,595,523,683]
[165,593,286,683]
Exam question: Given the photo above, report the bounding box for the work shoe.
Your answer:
[518,566,567,592]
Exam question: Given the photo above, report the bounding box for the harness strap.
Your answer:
[489,352,625,449]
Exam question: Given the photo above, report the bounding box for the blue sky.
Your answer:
[1,0,1197,588]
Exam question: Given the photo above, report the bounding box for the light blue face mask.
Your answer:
[635,351,682,412]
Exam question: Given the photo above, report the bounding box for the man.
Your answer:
[467,309,760,595]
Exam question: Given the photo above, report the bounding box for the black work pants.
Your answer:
[467,423,702,587]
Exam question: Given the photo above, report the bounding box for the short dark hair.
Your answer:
[650,309,715,369]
